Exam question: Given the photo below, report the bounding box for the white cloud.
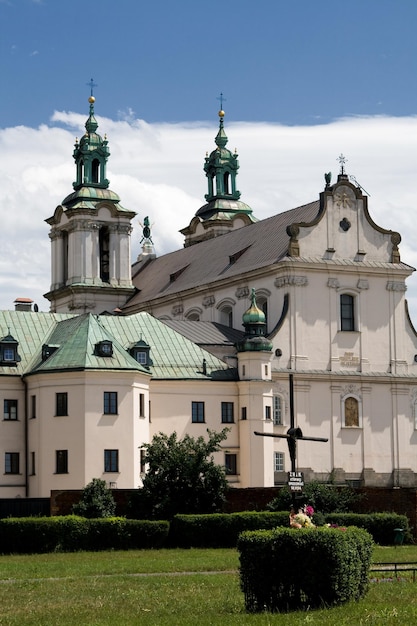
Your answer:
[1,112,417,324]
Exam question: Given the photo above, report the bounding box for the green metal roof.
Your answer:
[0,310,236,381]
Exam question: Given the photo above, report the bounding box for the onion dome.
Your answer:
[236,289,272,353]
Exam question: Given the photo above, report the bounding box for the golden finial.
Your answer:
[86,78,97,104]
[218,110,225,118]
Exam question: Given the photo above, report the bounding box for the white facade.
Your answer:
[124,175,417,488]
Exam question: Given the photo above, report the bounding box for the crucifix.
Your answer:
[254,373,328,504]
[86,78,98,98]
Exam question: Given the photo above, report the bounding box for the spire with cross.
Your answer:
[87,78,98,99]
[217,91,226,113]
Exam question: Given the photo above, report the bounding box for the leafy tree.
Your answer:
[72,478,116,518]
[131,429,229,519]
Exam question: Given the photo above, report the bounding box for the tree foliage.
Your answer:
[72,478,116,518]
[132,429,229,519]
[267,481,360,515]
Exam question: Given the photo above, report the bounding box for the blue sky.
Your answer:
[1,0,417,320]
[2,0,417,127]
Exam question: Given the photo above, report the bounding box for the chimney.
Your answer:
[14,298,33,312]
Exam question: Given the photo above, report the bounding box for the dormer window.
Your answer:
[0,334,20,366]
[129,339,151,368]
[42,345,58,362]
[96,340,113,357]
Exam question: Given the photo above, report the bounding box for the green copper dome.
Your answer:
[242,289,266,325]
[236,289,272,353]
[72,96,110,191]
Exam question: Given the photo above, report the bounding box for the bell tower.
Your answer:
[180,101,258,247]
[44,93,136,314]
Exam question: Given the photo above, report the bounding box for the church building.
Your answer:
[1,95,417,499]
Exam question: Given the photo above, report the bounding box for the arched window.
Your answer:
[92,158,100,183]
[340,294,355,331]
[185,309,201,321]
[223,171,230,194]
[220,305,233,328]
[99,227,110,282]
[342,395,361,427]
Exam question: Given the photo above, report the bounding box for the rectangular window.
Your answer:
[341,294,355,331]
[273,396,283,425]
[225,453,237,475]
[192,401,205,423]
[104,392,118,415]
[136,351,148,365]
[139,393,145,417]
[104,449,119,472]
[241,407,247,420]
[4,399,18,420]
[56,450,68,474]
[3,347,15,362]
[31,395,36,419]
[140,449,146,475]
[56,392,68,416]
[274,451,284,472]
[30,451,36,475]
[5,452,19,474]
[221,402,234,423]
[265,405,271,420]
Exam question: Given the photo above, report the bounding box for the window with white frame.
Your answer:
[274,451,284,472]
[340,293,356,331]
[4,399,18,420]
[273,395,283,425]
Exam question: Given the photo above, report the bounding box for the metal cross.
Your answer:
[254,374,328,499]
[217,92,226,110]
[337,153,348,175]
[87,78,98,97]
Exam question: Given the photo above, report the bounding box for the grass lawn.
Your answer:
[0,546,417,625]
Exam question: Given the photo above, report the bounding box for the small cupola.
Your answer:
[236,289,272,353]
[72,87,110,191]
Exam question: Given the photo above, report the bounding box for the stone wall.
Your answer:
[50,486,417,538]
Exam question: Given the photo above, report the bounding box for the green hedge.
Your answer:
[0,516,169,554]
[324,512,412,544]
[169,511,288,547]
[238,526,374,612]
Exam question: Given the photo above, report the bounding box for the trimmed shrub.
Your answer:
[238,526,374,612]
[0,516,169,554]
[169,511,288,548]
[324,512,412,545]
[0,517,62,554]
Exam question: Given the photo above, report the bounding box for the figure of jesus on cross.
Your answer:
[254,374,328,500]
